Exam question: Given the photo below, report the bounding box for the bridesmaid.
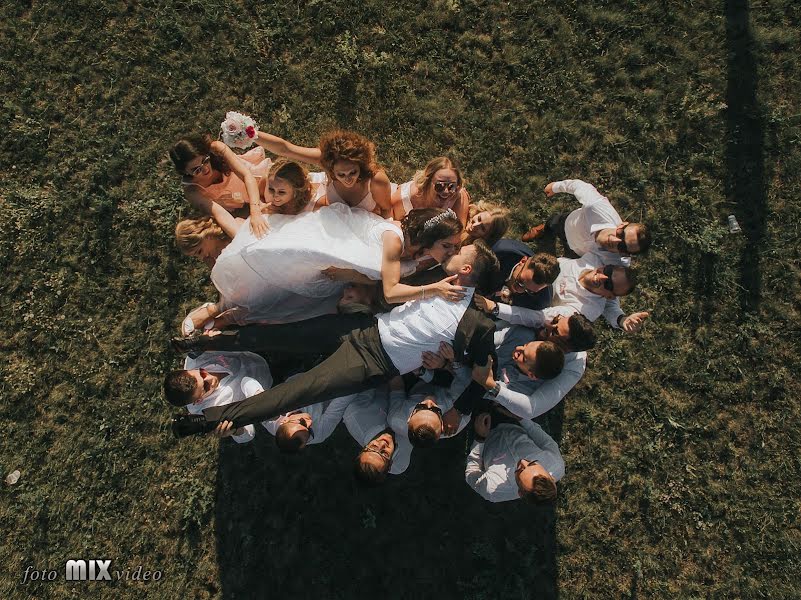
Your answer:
[169,134,271,237]
[462,200,510,247]
[390,156,471,226]
[252,129,393,217]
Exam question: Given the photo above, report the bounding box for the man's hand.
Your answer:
[544,182,555,197]
[473,412,491,439]
[472,358,495,391]
[622,311,650,333]
[473,294,497,314]
[211,420,236,438]
[442,408,461,436]
[421,350,446,370]
[437,342,454,363]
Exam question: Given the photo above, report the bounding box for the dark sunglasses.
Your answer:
[188,155,210,177]
[361,445,393,466]
[411,402,443,420]
[602,265,615,291]
[433,180,459,195]
[296,417,315,440]
[616,224,630,253]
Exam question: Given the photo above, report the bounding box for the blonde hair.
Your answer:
[175,217,229,255]
[267,158,313,215]
[412,156,464,204]
[463,200,510,246]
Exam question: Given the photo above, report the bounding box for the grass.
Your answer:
[1,0,800,598]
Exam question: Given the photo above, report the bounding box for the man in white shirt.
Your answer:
[387,368,473,473]
[522,179,651,266]
[340,382,408,484]
[171,242,501,438]
[465,412,564,503]
[163,351,273,443]
[260,386,354,452]
[551,253,649,332]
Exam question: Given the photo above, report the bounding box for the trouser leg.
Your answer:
[203,327,396,427]
[544,212,579,258]
[196,313,373,357]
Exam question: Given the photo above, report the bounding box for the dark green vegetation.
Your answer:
[2,0,799,598]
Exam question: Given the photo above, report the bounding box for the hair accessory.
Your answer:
[423,209,457,231]
[220,111,259,149]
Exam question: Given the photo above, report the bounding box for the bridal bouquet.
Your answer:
[220,111,259,149]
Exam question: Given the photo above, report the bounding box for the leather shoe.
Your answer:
[171,414,218,438]
[521,223,546,242]
[170,333,205,358]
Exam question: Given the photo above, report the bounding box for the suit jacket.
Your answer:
[491,239,552,311]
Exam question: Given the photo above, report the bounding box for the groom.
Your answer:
[171,241,505,437]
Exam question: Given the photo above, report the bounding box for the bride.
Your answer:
[176,192,465,332]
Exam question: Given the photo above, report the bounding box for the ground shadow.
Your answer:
[214,416,561,599]
[725,0,766,313]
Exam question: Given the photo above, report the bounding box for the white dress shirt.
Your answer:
[465,420,564,503]
[551,254,625,327]
[555,179,631,267]
[387,373,473,473]
[260,378,354,445]
[341,386,406,476]
[376,289,475,374]
[184,351,273,444]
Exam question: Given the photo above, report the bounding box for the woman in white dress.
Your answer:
[176,192,465,332]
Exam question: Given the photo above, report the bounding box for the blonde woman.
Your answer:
[462,201,511,247]
[390,156,471,226]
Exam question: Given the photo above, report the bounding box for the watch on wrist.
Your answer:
[487,381,501,398]
[491,303,500,317]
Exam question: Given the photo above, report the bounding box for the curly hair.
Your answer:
[400,207,463,253]
[318,130,377,182]
[463,200,511,246]
[412,156,464,200]
[267,158,313,215]
[175,217,230,255]
[169,133,229,176]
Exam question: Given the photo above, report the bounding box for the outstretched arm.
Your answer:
[380,232,465,304]
[369,170,393,217]
[210,141,268,238]
[546,179,605,207]
[253,131,322,167]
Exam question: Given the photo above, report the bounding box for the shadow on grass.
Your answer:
[725,0,765,313]
[213,423,560,599]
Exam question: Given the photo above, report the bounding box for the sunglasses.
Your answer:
[361,444,393,466]
[602,265,615,291]
[198,368,214,394]
[188,155,210,177]
[513,263,542,296]
[433,180,459,195]
[296,417,315,440]
[616,224,630,254]
[411,402,443,420]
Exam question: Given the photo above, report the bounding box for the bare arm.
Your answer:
[253,131,322,167]
[211,141,268,237]
[380,232,464,304]
[188,193,241,240]
[369,170,393,217]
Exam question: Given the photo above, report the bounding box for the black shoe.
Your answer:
[170,333,205,358]
[171,414,218,438]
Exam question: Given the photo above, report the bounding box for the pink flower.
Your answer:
[245,125,256,138]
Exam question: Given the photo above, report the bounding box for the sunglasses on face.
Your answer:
[616,224,630,253]
[411,402,443,420]
[602,265,615,291]
[296,417,315,440]
[514,265,541,296]
[188,155,210,177]
[433,180,459,195]
[198,368,214,394]
[361,444,393,466]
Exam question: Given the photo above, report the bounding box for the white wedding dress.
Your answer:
[211,203,407,323]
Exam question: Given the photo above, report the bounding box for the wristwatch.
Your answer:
[487,381,501,398]
[491,303,500,318]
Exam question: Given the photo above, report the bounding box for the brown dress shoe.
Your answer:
[521,223,546,242]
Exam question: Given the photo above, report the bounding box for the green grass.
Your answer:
[1,0,800,598]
